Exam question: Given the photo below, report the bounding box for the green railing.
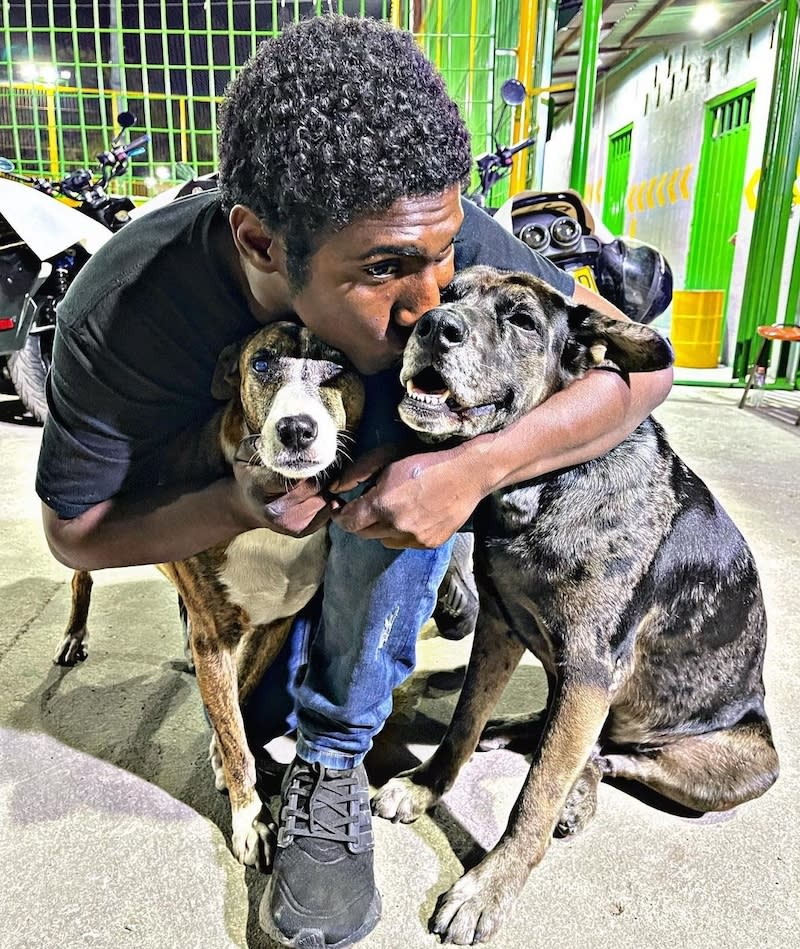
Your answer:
[0,1,522,203]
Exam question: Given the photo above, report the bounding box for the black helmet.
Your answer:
[595,238,673,325]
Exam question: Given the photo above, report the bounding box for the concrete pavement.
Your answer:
[0,385,798,949]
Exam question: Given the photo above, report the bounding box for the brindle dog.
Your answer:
[372,266,778,946]
[55,322,364,870]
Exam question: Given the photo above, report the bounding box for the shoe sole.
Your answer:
[259,883,382,949]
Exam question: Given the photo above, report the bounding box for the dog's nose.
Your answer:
[416,309,468,351]
[276,414,318,450]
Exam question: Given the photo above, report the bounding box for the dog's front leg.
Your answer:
[54,569,93,665]
[372,603,526,823]
[432,669,611,946]
[192,621,272,870]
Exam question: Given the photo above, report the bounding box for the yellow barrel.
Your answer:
[670,290,725,368]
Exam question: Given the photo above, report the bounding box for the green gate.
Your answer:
[0,0,526,202]
[602,123,632,235]
[685,83,755,328]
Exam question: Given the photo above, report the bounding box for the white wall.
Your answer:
[542,14,795,363]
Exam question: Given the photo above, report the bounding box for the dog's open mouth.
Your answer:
[403,366,498,420]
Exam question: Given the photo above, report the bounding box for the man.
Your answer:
[37,16,672,949]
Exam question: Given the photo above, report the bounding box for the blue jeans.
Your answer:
[242,369,455,770]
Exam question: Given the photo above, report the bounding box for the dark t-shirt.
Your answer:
[36,191,574,518]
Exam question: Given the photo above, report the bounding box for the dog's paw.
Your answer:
[231,797,275,871]
[431,859,520,945]
[555,758,602,837]
[208,734,227,792]
[371,772,441,823]
[53,634,89,666]
[477,711,545,752]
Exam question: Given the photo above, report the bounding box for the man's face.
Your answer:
[286,187,464,375]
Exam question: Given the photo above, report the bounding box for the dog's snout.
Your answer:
[417,309,469,351]
[276,414,318,450]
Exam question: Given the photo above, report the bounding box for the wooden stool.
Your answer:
[738,324,800,414]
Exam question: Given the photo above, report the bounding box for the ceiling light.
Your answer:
[692,3,721,32]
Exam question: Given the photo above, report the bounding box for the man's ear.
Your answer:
[229,204,285,274]
[566,304,674,374]
[210,340,243,400]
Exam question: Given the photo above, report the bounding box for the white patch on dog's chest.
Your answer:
[219,529,327,626]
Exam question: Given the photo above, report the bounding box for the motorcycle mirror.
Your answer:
[117,111,137,129]
[0,157,15,172]
[500,79,527,107]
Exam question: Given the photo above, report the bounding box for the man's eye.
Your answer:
[364,261,400,279]
[435,244,455,264]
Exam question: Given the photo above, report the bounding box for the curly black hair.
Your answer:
[218,15,472,288]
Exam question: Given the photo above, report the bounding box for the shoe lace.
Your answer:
[279,762,372,847]
[438,573,470,619]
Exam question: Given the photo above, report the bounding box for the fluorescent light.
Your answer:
[19,63,38,81]
[692,3,721,32]
[155,166,171,181]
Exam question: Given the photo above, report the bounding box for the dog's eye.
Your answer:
[316,361,345,384]
[251,354,274,375]
[507,309,539,332]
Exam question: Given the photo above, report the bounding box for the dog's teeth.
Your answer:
[406,384,452,405]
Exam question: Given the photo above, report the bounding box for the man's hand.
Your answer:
[331,444,484,549]
[231,461,335,537]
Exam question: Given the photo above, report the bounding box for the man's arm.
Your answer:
[42,472,333,570]
[331,283,673,549]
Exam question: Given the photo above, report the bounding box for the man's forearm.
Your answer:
[469,365,674,495]
[42,477,248,571]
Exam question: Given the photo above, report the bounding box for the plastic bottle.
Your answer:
[752,365,767,406]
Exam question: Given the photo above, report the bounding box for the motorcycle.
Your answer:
[0,112,148,421]
[467,81,672,326]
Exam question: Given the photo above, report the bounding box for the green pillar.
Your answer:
[734,0,800,378]
[568,0,602,195]
[783,223,800,331]
[532,0,559,189]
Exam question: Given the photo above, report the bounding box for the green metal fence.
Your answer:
[417,0,522,205]
[0,0,523,203]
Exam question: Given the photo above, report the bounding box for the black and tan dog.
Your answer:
[372,266,778,945]
[55,321,364,868]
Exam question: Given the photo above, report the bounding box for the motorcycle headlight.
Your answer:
[518,222,551,253]
[549,215,582,250]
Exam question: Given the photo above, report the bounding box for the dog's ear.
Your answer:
[566,305,674,375]
[210,340,243,400]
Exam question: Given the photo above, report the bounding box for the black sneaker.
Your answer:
[260,757,381,948]
[433,532,479,641]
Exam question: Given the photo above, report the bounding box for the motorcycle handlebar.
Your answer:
[123,133,150,155]
[505,136,537,158]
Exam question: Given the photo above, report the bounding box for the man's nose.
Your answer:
[393,266,447,328]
